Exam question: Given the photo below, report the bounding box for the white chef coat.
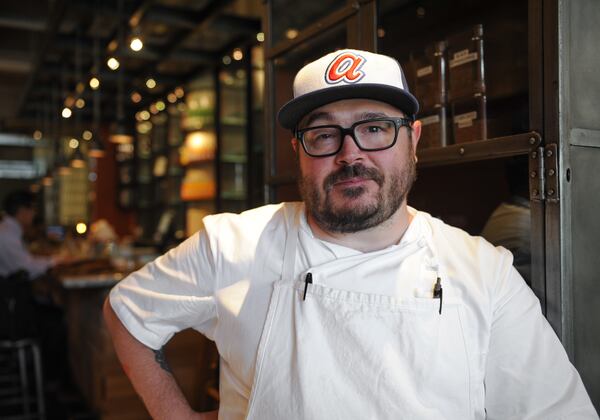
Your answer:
[109,202,597,419]
[0,215,53,279]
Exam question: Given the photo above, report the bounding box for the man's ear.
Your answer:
[411,120,422,156]
[291,137,299,153]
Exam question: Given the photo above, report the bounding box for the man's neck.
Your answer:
[306,203,413,253]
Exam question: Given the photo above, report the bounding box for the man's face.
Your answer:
[293,99,421,233]
[16,206,35,229]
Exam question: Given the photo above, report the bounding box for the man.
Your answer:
[0,189,71,389]
[0,190,56,278]
[104,49,597,419]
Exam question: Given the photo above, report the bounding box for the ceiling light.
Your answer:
[140,110,151,121]
[222,55,231,65]
[285,28,299,39]
[108,39,118,52]
[167,93,177,103]
[89,77,100,89]
[107,57,120,70]
[131,92,142,103]
[76,223,87,234]
[130,37,143,52]
[156,100,165,111]
[33,130,42,140]
[233,48,243,61]
[62,107,72,118]
[76,82,85,94]
[75,98,85,109]
[69,138,79,149]
[174,87,184,98]
[82,130,93,141]
[146,78,156,89]
[256,32,264,42]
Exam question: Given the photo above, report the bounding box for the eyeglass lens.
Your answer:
[302,119,398,156]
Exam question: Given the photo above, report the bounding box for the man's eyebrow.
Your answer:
[301,112,333,128]
[359,111,391,120]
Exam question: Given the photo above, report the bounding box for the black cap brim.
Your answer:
[277,84,420,130]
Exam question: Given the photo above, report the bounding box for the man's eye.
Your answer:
[315,133,334,140]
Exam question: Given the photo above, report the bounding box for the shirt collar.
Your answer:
[299,203,428,254]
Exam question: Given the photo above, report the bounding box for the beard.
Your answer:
[299,151,417,234]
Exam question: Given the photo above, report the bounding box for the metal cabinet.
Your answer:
[263,0,600,409]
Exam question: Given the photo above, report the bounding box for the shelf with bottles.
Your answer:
[218,56,250,213]
[180,163,216,202]
[177,76,218,237]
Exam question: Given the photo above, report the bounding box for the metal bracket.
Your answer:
[529,143,559,202]
[529,146,545,202]
[544,144,559,203]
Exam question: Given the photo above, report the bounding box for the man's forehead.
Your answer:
[300,99,405,127]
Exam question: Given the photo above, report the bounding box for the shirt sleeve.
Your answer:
[109,229,218,350]
[484,250,598,419]
[0,232,53,278]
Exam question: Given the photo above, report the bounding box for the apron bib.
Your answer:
[246,206,472,420]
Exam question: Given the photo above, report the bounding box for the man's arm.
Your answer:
[103,298,217,420]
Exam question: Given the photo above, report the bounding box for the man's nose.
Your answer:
[334,134,364,165]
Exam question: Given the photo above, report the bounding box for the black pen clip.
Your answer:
[303,273,313,301]
[433,277,443,315]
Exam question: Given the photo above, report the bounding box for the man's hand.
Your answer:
[194,410,218,420]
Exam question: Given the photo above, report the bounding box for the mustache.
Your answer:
[323,164,384,190]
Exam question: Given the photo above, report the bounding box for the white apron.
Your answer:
[245,206,473,420]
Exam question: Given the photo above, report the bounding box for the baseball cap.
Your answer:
[277,49,419,130]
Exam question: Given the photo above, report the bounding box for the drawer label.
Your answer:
[454,111,477,128]
[417,65,433,77]
[450,50,478,68]
[420,115,441,126]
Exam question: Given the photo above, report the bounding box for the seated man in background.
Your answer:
[0,190,58,278]
[481,157,531,284]
[0,189,70,390]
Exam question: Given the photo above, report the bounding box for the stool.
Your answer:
[1,271,46,419]
[0,338,46,419]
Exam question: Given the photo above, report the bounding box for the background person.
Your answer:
[0,190,57,278]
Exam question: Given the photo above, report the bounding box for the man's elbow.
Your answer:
[103,296,120,334]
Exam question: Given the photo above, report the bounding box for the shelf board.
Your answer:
[182,197,215,203]
[221,116,246,127]
[181,158,215,167]
[417,132,541,168]
[221,191,247,200]
[221,153,247,164]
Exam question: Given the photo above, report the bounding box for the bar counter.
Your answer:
[58,266,219,419]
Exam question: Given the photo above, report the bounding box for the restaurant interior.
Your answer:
[0,0,599,418]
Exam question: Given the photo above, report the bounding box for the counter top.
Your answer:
[59,271,129,289]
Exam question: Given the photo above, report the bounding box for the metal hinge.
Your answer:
[529,144,559,203]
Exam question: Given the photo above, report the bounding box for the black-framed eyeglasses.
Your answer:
[295,117,413,157]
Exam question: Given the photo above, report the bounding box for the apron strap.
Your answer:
[280,203,301,284]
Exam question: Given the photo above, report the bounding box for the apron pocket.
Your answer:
[292,282,471,418]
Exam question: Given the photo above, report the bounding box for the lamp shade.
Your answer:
[70,145,86,168]
[109,119,134,144]
[89,132,106,158]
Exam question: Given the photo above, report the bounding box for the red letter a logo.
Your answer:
[325,52,366,84]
